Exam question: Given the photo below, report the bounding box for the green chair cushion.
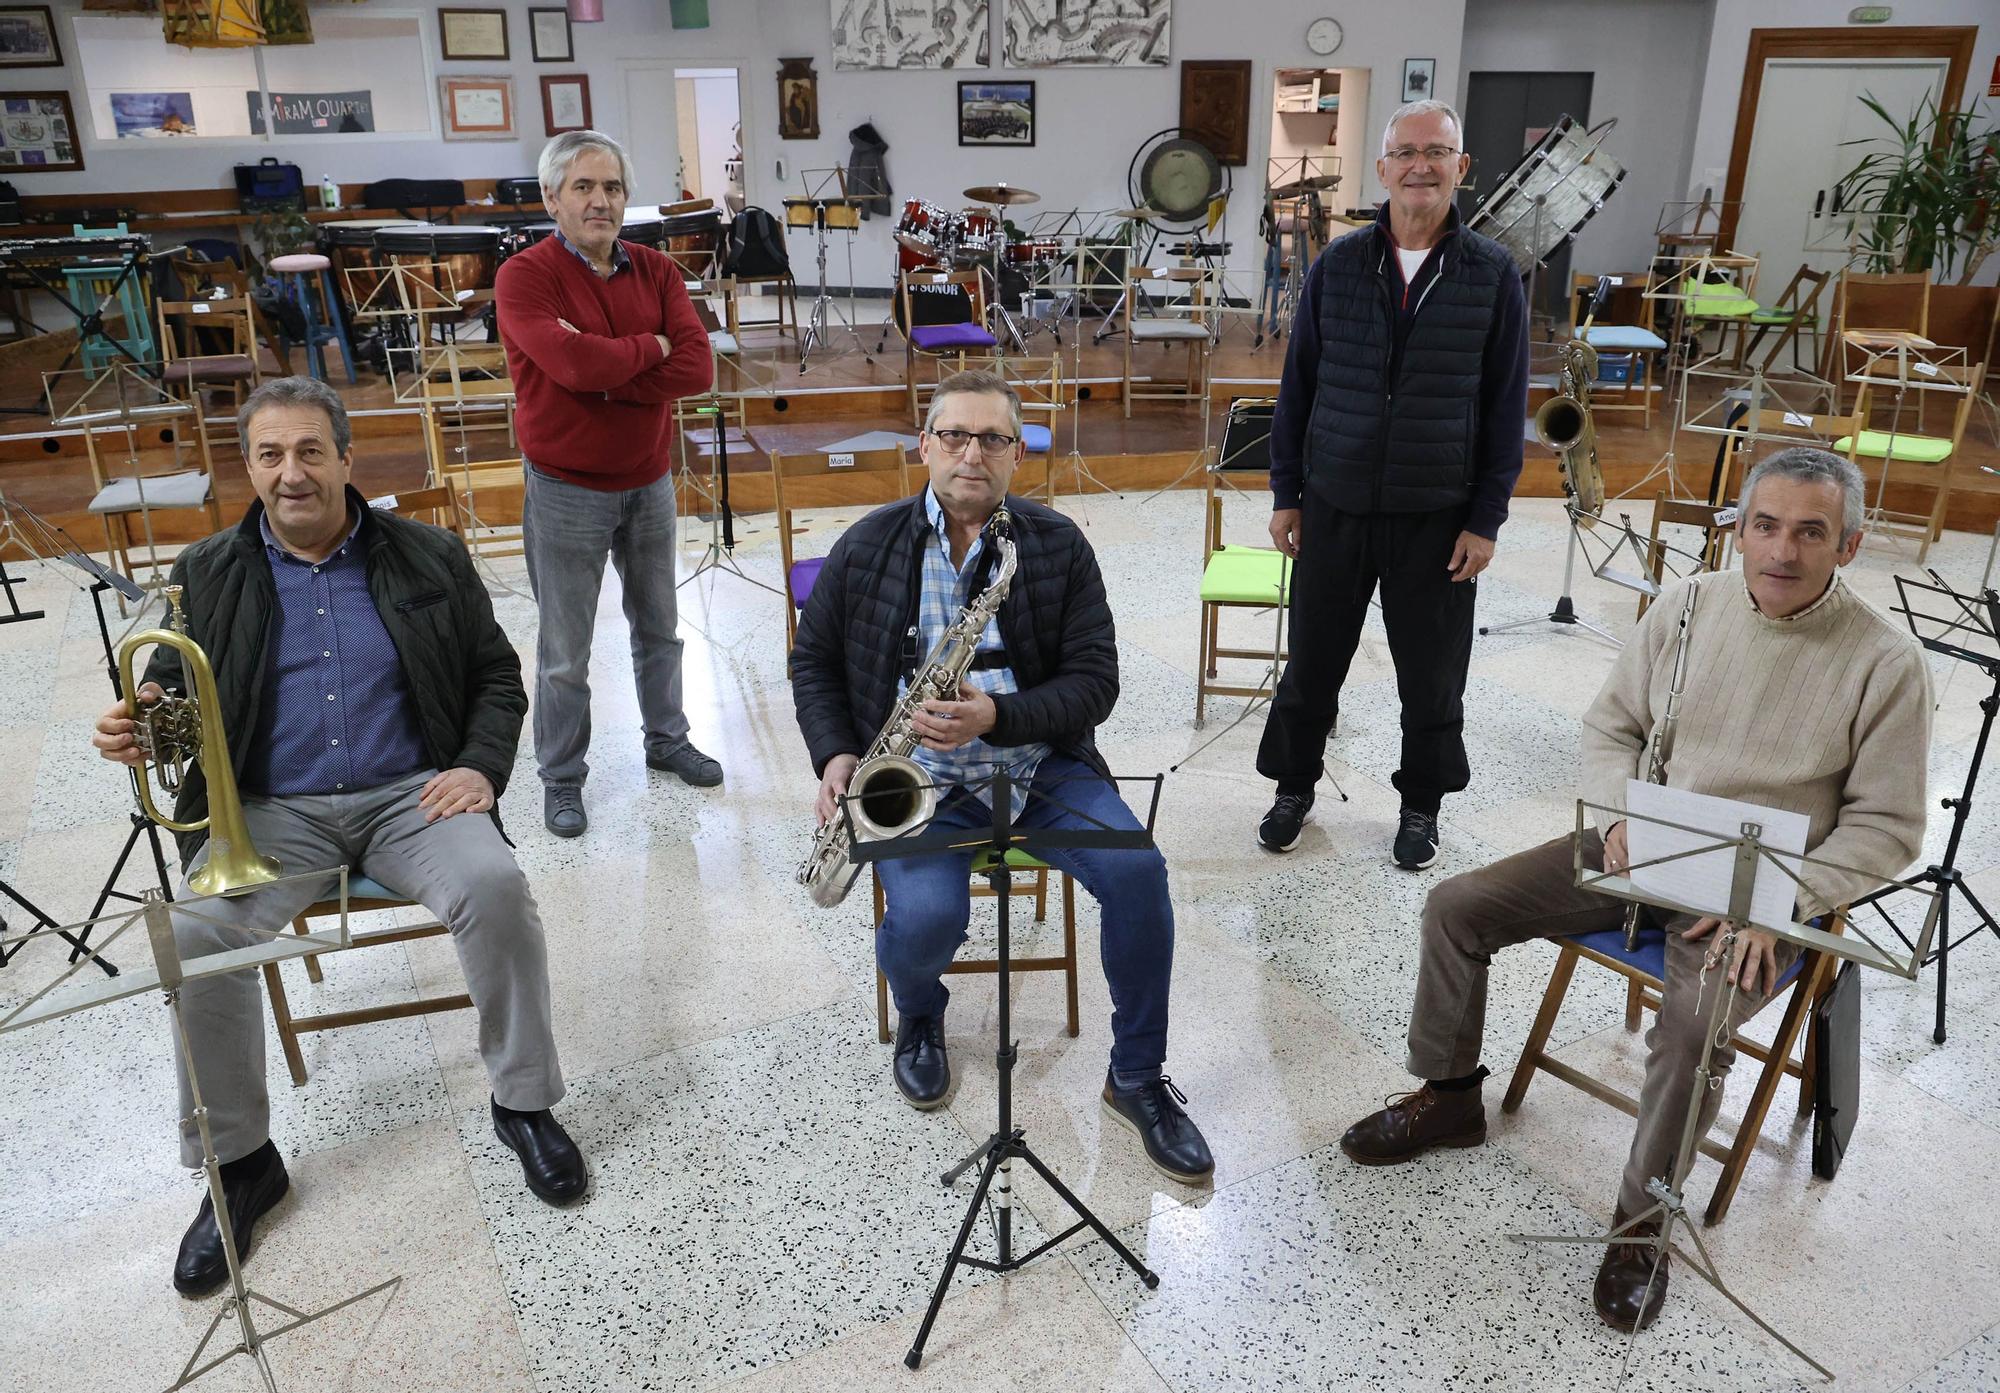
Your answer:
[1200,546,1290,605]
[971,848,1049,873]
[1748,308,1816,325]
[1685,286,1758,318]
[1833,430,1954,464]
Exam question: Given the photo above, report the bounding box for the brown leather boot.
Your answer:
[1594,1206,1671,1332]
[1339,1082,1486,1165]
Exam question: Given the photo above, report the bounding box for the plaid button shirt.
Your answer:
[907,488,1049,818]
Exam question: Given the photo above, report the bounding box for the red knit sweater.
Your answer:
[494,235,714,491]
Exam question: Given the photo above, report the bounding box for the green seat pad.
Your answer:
[1748,308,1816,325]
[1200,546,1290,604]
[1685,286,1758,318]
[1834,430,1954,463]
[971,847,1050,873]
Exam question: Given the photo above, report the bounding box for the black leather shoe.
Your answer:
[1595,1205,1671,1332]
[1101,1073,1215,1184]
[892,1013,950,1109]
[174,1140,290,1298]
[491,1098,588,1205]
[1340,1079,1486,1165]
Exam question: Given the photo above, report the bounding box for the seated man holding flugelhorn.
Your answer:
[1339,447,1930,1330]
[90,377,585,1298]
[788,369,1213,1184]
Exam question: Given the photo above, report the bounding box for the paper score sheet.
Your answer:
[1624,781,1809,930]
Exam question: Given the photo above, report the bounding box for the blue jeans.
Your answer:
[875,756,1174,1075]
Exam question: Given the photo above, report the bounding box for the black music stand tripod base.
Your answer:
[0,556,45,624]
[845,772,1163,1370]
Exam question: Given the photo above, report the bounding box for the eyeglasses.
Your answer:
[1384,145,1460,166]
[929,427,1020,457]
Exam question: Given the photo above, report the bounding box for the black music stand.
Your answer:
[0,234,153,417]
[842,769,1165,1369]
[677,393,781,596]
[1846,572,2000,1043]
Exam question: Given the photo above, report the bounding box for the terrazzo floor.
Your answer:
[3,489,1998,1392]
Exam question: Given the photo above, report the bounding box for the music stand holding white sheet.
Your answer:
[1509,793,1940,1383]
[0,874,401,1393]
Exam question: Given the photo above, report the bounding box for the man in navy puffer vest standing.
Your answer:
[1256,98,1528,869]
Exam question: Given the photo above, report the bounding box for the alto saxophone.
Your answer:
[1621,579,1699,949]
[796,507,1019,908]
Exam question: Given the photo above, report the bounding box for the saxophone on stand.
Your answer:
[797,508,1019,908]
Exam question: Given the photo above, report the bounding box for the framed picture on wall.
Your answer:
[0,6,63,68]
[1402,58,1436,103]
[528,7,572,63]
[1179,59,1251,166]
[958,81,1034,148]
[440,75,514,140]
[777,57,818,140]
[541,74,591,136]
[0,90,81,172]
[439,8,509,61]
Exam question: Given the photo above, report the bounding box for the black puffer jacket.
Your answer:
[790,493,1115,778]
[847,122,892,220]
[140,486,526,869]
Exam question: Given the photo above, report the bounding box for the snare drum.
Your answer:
[1004,237,1063,268]
[373,224,503,304]
[894,198,959,257]
[955,209,1000,259]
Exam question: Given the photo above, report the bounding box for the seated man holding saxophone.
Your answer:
[789,369,1213,1184]
[89,377,584,1299]
[1338,447,1929,1331]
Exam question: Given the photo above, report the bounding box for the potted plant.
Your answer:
[1837,93,1999,286]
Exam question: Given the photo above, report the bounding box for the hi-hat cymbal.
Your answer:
[963,183,1040,206]
[1111,204,1161,220]
[1269,175,1342,198]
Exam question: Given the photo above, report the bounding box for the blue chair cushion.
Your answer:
[910,322,997,351]
[1021,423,1052,452]
[1583,325,1667,351]
[1571,923,1806,992]
[789,555,825,609]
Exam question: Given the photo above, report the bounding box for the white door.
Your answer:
[618,61,683,207]
[1735,58,1947,285]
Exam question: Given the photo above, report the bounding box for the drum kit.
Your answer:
[889,182,1082,351]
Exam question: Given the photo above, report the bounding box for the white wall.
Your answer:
[1458,0,1714,276]
[0,0,1468,289]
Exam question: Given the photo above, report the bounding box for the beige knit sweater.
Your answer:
[1582,569,1932,919]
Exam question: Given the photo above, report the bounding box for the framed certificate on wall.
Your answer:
[440,75,514,140]
[438,8,508,61]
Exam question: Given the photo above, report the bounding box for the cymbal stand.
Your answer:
[978,202,1033,358]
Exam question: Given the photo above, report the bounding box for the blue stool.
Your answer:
[267,251,356,384]
[63,222,154,371]
[1502,915,1834,1225]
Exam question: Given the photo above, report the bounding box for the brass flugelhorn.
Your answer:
[117,584,283,897]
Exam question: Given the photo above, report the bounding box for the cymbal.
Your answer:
[963,183,1040,206]
[1110,204,1161,220]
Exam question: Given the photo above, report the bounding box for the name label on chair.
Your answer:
[828,452,855,470]
[1783,411,1813,428]
[191,303,210,314]
[1914,361,1939,377]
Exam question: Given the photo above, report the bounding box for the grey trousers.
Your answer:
[170,770,564,1167]
[1405,831,1799,1216]
[521,463,689,788]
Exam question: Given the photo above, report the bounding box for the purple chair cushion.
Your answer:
[789,556,825,609]
[909,322,997,351]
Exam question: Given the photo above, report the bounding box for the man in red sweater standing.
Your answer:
[497,130,719,838]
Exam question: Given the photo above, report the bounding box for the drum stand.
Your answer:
[797,203,874,376]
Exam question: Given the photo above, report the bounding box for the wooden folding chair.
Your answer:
[156,296,262,417]
[771,444,912,652]
[902,268,997,425]
[1195,440,1290,726]
[1123,265,1217,418]
[1503,911,1848,1226]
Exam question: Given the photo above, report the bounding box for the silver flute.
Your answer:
[1622,579,1700,949]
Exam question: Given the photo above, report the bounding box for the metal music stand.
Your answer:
[0,232,154,413]
[1511,797,1940,1384]
[1467,116,1625,283]
[1840,333,1973,552]
[676,386,782,598]
[0,484,63,625]
[791,165,874,374]
[1845,572,2000,1043]
[1043,239,1121,500]
[0,874,398,1393]
[839,769,1167,1370]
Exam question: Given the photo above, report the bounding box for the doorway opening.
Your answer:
[673,66,745,215]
